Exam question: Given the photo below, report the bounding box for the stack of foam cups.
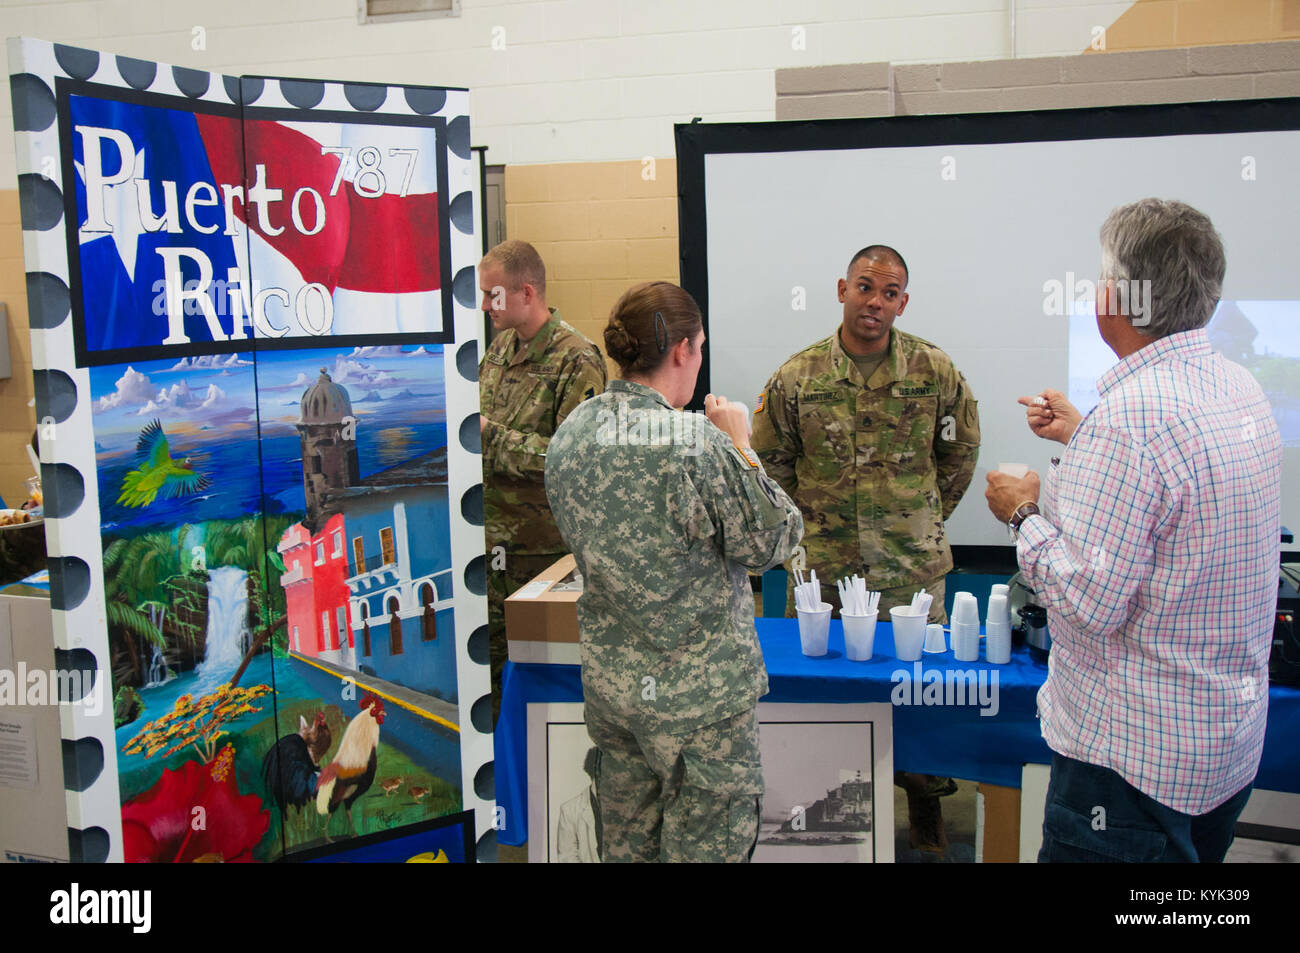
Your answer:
[986,592,1011,664]
[951,592,981,662]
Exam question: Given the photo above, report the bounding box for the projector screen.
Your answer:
[676,100,1300,552]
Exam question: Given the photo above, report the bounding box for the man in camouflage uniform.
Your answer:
[479,240,606,724]
[751,245,980,854]
[546,357,803,862]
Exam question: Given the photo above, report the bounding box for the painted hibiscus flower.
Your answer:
[121,747,269,862]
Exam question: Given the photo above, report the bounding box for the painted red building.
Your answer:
[277,370,363,671]
[277,368,457,698]
[278,511,354,667]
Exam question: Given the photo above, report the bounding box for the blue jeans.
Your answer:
[1038,753,1253,863]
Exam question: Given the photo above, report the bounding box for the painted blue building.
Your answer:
[280,369,458,703]
[343,452,457,704]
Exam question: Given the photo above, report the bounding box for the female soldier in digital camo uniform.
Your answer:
[545,282,803,862]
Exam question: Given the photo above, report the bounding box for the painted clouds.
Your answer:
[260,345,443,415]
[91,356,259,443]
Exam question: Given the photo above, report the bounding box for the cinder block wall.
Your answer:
[508,2,1300,373]
[776,39,1300,119]
[0,191,36,507]
[502,159,679,380]
[4,1,1296,504]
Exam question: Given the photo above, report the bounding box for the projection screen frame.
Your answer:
[674,97,1300,566]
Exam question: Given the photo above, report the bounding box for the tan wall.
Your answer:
[503,159,679,379]
[1104,0,1300,50]
[0,189,37,508]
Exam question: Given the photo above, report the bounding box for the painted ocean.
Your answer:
[97,419,449,533]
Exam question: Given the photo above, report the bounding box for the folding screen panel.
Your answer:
[9,37,492,862]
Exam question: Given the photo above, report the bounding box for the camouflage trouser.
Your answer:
[785,573,948,624]
[584,703,763,863]
[487,551,565,727]
[879,576,947,624]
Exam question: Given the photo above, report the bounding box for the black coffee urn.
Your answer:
[1021,603,1050,663]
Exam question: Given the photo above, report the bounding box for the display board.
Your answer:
[677,101,1300,551]
[9,38,493,861]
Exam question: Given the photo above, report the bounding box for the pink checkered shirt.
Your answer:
[1017,328,1281,815]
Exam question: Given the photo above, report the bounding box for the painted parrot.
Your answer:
[116,419,212,508]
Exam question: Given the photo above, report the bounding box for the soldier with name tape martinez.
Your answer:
[751,244,980,855]
[546,282,803,862]
[479,240,607,725]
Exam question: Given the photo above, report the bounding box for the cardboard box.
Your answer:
[505,554,581,664]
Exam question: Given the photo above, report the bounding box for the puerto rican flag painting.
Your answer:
[67,90,449,365]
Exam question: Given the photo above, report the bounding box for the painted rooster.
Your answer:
[261,712,331,815]
[316,693,386,838]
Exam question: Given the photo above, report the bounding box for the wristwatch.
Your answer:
[1007,501,1040,541]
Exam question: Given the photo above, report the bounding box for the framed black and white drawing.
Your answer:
[754,703,894,863]
[526,701,893,863]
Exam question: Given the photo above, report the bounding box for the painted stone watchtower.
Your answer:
[298,368,360,531]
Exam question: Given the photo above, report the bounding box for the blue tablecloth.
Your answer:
[495,617,1300,847]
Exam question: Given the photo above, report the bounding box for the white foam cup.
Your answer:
[797,601,832,657]
[953,592,980,627]
[986,621,1012,664]
[890,607,927,662]
[988,593,1010,628]
[924,623,947,654]
[842,610,878,661]
[951,620,981,662]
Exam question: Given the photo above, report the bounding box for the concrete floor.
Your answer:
[1224,837,1298,863]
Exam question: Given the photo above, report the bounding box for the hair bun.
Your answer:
[604,320,640,364]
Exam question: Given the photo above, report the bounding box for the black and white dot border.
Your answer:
[7,36,492,861]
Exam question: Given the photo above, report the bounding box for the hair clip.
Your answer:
[653,311,668,353]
